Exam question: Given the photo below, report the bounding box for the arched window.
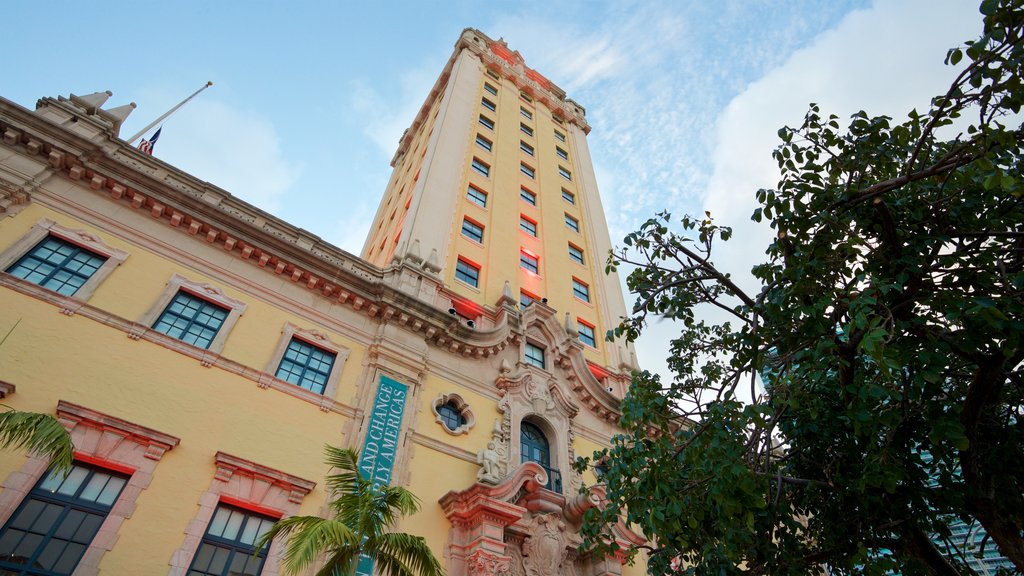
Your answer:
[520,422,561,492]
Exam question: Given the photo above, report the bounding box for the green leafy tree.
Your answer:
[256,446,444,576]
[577,1,1024,574]
[0,407,73,475]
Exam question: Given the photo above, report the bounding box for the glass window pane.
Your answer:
[71,514,104,544]
[192,542,216,572]
[207,507,230,538]
[220,510,245,541]
[29,503,63,533]
[239,517,261,546]
[8,500,44,530]
[36,538,68,571]
[207,546,230,574]
[53,509,87,540]
[79,474,109,503]
[56,467,89,496]
[95,476,126,506]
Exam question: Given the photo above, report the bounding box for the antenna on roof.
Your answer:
[126,81,214,145]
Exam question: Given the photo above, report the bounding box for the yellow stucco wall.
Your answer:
[0,204,358,573]
[443,68,610,370]
[0,182,642,574]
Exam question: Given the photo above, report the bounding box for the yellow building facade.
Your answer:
[0,29,644,576]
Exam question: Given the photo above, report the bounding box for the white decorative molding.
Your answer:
[263,322,351,411]
[0,218,129,304]
[166,452,315,576]
[0,401,179,576]
[431,392,476,435]
[136,273,247,356]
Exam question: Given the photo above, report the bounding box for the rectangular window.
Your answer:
[520,141,534,156]
[0,463,128,576]
[153,291,230,349]
[520,107,533,120]
[519,186,537,205]
[6,236,107,296]
[520,251,539,274]
[467,185,487,208]
[520,91,533,103]
[578,321,596,347]
[520,216,537,237]
[573,278,591,302]
[524,342,545,369]
[556,146,569,160]
[472,158,490,177]
[561,188,575,204]
[275,338,337,395]
[479,115,494,130]
[481,97,496,112]
[475,134,492,152]
[187,504,275,576]
[520,123,533,137]
[559,166,572,181]
[461,218,484,243]
[565,214,580,232]
[455,258,480,288]
[554,116,565,125]
[487,69,500,81]
[520,163,535,179]
[520,290,537,307]
[484,82,498,96]
[554,130,566,142]
[568,244,585,265]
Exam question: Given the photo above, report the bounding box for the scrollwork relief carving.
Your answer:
[522,513,579,576]
[467,549,511,576]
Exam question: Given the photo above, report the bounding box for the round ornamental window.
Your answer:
[438,401,466,431]
[431,394,475,435]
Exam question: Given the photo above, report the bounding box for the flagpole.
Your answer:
[127,81,214,144]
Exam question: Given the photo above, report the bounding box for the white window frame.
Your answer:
[0,218,129,302]
[265,323,351,405]
[138,273,247,355]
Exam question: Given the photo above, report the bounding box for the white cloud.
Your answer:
[328,202,377,257]
[149,99,300,214]
[632,0,982,380]
[350,65,440,159]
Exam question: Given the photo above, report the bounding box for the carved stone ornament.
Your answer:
[522,513,579,576]
[476,439,501,484]
[467,549,511,576]
[507,542,527,576]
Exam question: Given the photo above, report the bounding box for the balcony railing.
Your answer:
[540,464,562,494]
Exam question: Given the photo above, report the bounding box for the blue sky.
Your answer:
[5,1,980,381]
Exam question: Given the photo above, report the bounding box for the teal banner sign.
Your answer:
[356,375,409,576]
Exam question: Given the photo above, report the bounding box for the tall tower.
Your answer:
[362,28,637,381]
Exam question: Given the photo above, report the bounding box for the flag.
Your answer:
[138,127,162,155]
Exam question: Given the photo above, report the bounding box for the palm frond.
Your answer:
[0,408,73,474]
[256,515,359,576]
[374,533,445,576]
[379,485,421,517]
[324,445,361,495]
[371,551,417,576]
[259,445,445,576]
[314,550,361,576]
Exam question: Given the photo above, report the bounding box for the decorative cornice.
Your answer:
[57,400,180,461]
[0,93,625,423]
[0,98,517,360]
[214,451,316,504]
